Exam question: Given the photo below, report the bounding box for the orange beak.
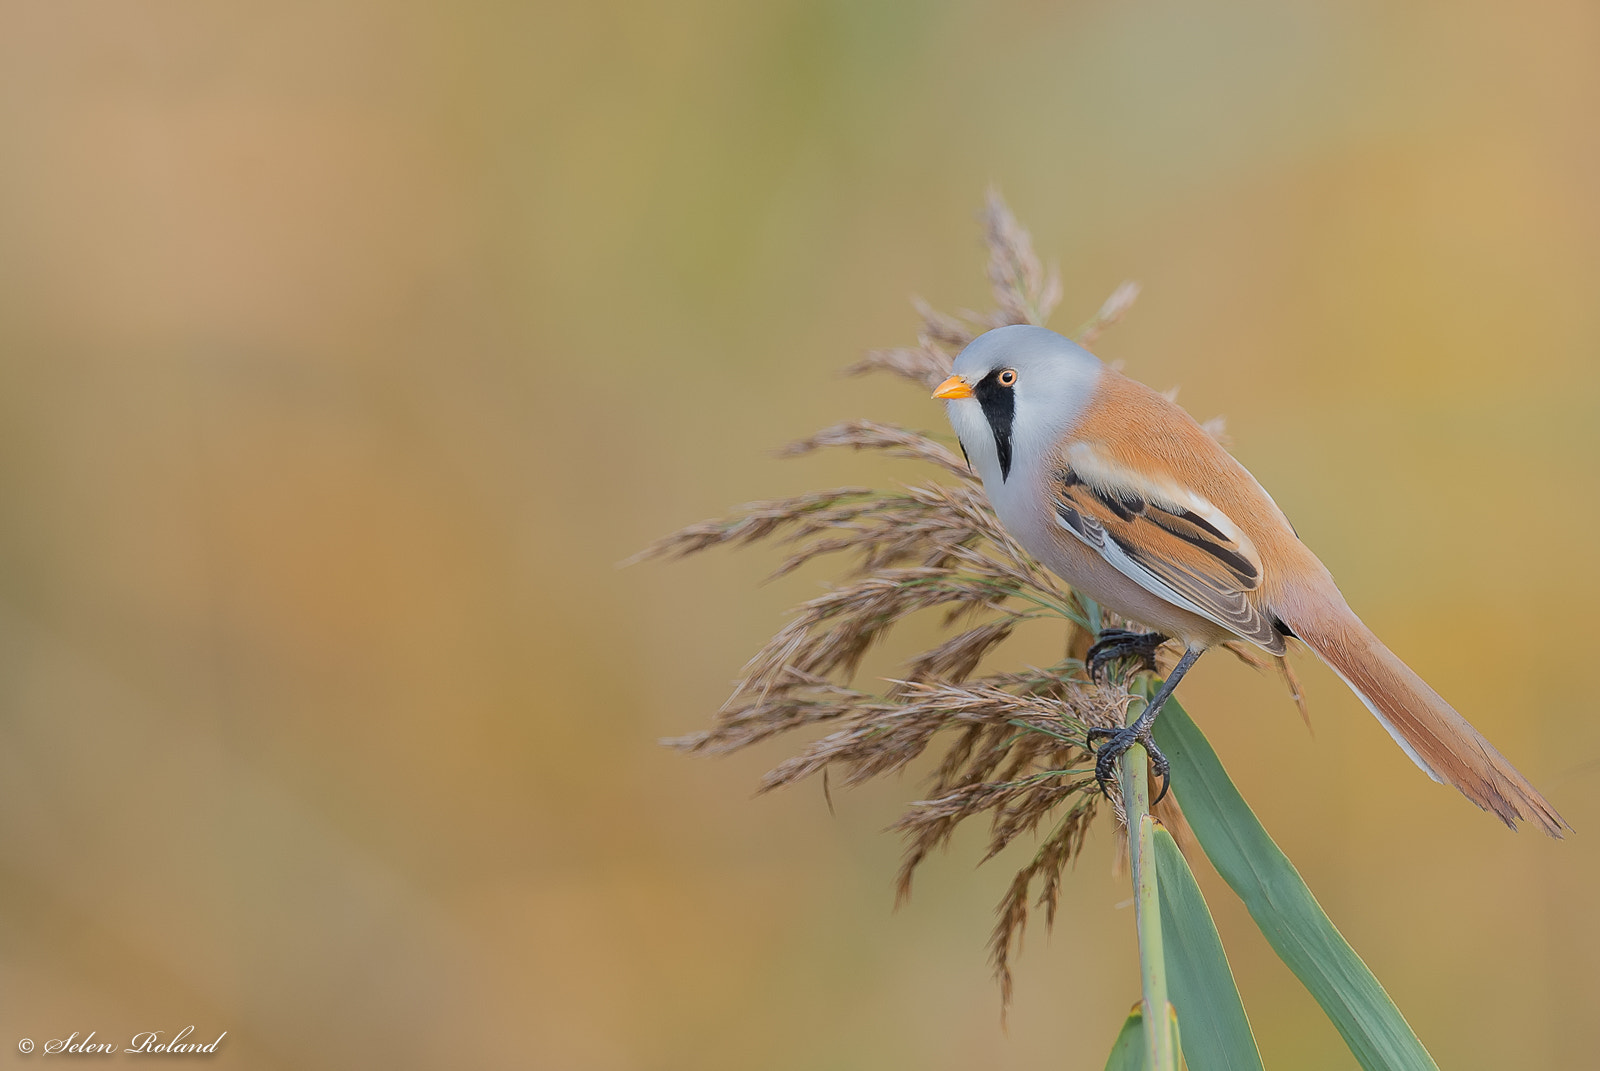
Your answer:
[931,375,974,400]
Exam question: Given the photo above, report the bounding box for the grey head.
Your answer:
[936,324,1104,485]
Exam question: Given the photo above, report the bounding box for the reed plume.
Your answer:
[637,191,1237,1004]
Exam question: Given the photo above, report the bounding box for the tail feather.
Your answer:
[1284,597,1567,837]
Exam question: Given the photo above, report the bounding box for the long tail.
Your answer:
[1283,594,1566,837]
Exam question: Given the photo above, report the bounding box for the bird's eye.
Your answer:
[997,369,1017,387]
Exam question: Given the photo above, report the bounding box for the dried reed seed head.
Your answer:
[647,190,1168,1010]
[844,343,953,389]
[988,793,1099,1009]
[1076,279,1143,347]
[727,568,1032,695]
[982,187,1063,328]
[899,619,1018,685]
[624,487,878,565]
[662,678,877,755]
[914,297,980,350]
[778,420,974,480]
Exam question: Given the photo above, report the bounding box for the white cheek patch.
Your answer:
[945,400,997,479]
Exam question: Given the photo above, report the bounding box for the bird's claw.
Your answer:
[1087,725,1171,805]
[1085,629,1168,683]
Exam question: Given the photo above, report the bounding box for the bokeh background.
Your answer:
[1,2,1597,1068]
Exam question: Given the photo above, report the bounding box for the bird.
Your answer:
[932,323,1565,836]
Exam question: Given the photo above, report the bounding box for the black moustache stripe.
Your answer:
[973,371,1015,480]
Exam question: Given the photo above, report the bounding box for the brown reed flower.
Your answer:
[638,190,1236,1007]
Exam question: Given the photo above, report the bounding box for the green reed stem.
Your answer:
[1123,693,1177,1071]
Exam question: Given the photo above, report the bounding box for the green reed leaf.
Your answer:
[1153,699,1438,1071]
[1104,1006,1150,1071]
[1153,826,1263,1071]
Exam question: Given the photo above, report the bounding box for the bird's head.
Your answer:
[932,324,1103,484]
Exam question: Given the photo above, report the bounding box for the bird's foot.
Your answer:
[1085,629,1168,683]
[1085,724,1171,805]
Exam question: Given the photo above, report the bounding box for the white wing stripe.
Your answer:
[1091,522,1224,624]
[1065,441,1263,564]
[1055,504,1283,653]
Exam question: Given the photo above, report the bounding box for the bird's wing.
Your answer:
[1050,443,1285,654]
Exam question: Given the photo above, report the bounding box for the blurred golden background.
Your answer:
[1,2,1597,1068]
